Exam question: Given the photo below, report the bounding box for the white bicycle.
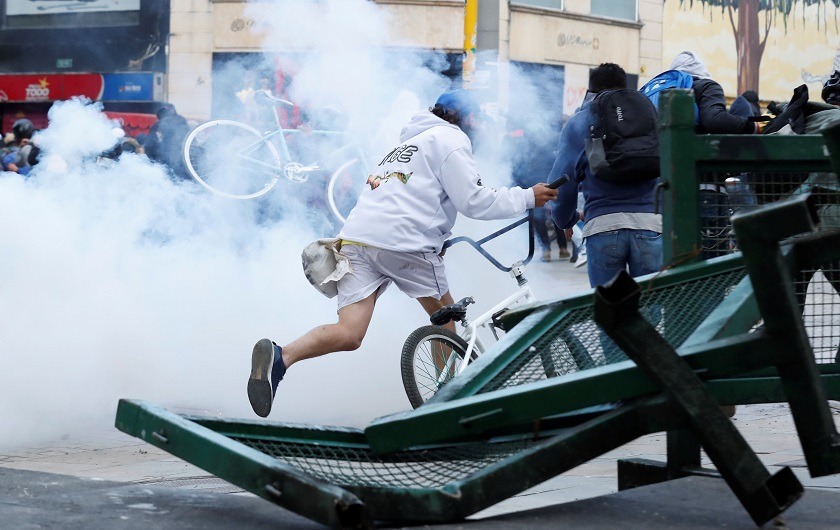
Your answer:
[401,176,569,408]
[183,90,369,224]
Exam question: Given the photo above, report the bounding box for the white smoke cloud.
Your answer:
[0,0,582,450]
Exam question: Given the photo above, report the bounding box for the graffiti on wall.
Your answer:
[664,0,840,102]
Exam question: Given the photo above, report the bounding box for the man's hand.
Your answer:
[531,182,559,207]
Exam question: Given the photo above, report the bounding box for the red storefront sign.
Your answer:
[0,73,104,102]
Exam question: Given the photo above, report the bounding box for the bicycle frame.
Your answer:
[254,90,363,174]
[454,279,536,376]
[434,214,538,383]
[185,90,370,221]
[259,128,355,174]
[429,175,569,383]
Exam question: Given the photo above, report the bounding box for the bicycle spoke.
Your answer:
[414,337,462,400]
[401,326,470,408]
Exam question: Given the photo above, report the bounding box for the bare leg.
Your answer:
[417,291,456,333]
[281,290,378,368]
[417,292,457,374]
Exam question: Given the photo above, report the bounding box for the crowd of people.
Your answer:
[1,102,192,180]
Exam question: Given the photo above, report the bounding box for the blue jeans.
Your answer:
[585,229,662,287]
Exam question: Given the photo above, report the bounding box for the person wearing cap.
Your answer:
[246,88,559,417]
[729,90,761,119]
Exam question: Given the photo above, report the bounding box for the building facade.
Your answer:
[0,1,663,130]
[168,0,663,122]
[0,0,169,134]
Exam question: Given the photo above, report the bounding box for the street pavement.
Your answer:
[2,256,839,527]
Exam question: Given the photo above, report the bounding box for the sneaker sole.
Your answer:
[248,339,275,418]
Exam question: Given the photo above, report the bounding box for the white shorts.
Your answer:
[336,245,449,311]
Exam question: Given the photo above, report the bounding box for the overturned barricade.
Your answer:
[115,92,840,528]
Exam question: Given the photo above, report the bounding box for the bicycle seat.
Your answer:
[430,297,475,326]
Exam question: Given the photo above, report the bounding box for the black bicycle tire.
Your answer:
[401,325,474,409]
[183,120,281,200]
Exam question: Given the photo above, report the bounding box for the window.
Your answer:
[3,0,141,29]
[591,0,636,22]
[513,1,563,10]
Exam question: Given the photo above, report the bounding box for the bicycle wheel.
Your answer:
[401,325,476,409]
[327,156,367,224]
[184,120,282,199]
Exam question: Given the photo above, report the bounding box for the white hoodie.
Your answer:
[668,51,712,79]
[338,111,535,253]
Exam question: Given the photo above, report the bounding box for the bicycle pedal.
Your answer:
[491,308,510,331]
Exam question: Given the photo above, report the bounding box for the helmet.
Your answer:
[12,118,34,141]
[822,70,840,105]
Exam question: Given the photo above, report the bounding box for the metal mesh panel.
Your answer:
[698,171,840,364]
[479,268,747,393]
[696,172,832,257]
[795,266,840,364]
[231,435,539,489]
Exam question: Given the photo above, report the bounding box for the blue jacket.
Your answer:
[548,101,659,230]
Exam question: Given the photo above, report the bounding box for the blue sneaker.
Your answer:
[248,338,286,417]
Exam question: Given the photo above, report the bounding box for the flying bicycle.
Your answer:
[183,90,369,224]
[401,176,569,408]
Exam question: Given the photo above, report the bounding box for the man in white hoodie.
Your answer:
[247,89,559,417]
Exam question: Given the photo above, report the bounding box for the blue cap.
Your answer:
[435,89,480,117]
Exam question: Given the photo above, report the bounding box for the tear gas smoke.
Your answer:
[0,0,578,450]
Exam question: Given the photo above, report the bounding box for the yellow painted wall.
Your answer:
[663,1,840,102]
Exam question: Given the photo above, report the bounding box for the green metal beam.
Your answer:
[732,196,840,477]
[593,271,803,525]
[434,254,747,405]
[365,331,793,454]
[115,400,370,529]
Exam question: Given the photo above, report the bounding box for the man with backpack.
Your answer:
[548,63,662,287]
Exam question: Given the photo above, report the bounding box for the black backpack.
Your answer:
[584,89,660,184]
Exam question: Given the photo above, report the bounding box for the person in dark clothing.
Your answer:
[503,118,569,261]
[2,119,37,176]
[668,51,759,135]
[729,90,761,118]
[821,70,840,106]
[548,63,662,287]
[668,51,759,259]
[144,103,191,180]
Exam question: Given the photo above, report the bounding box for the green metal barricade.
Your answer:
[115,92,840,529]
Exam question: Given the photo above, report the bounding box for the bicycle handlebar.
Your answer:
[253,90,294,109]
[547,174,570,189]
[441,175,571,272]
